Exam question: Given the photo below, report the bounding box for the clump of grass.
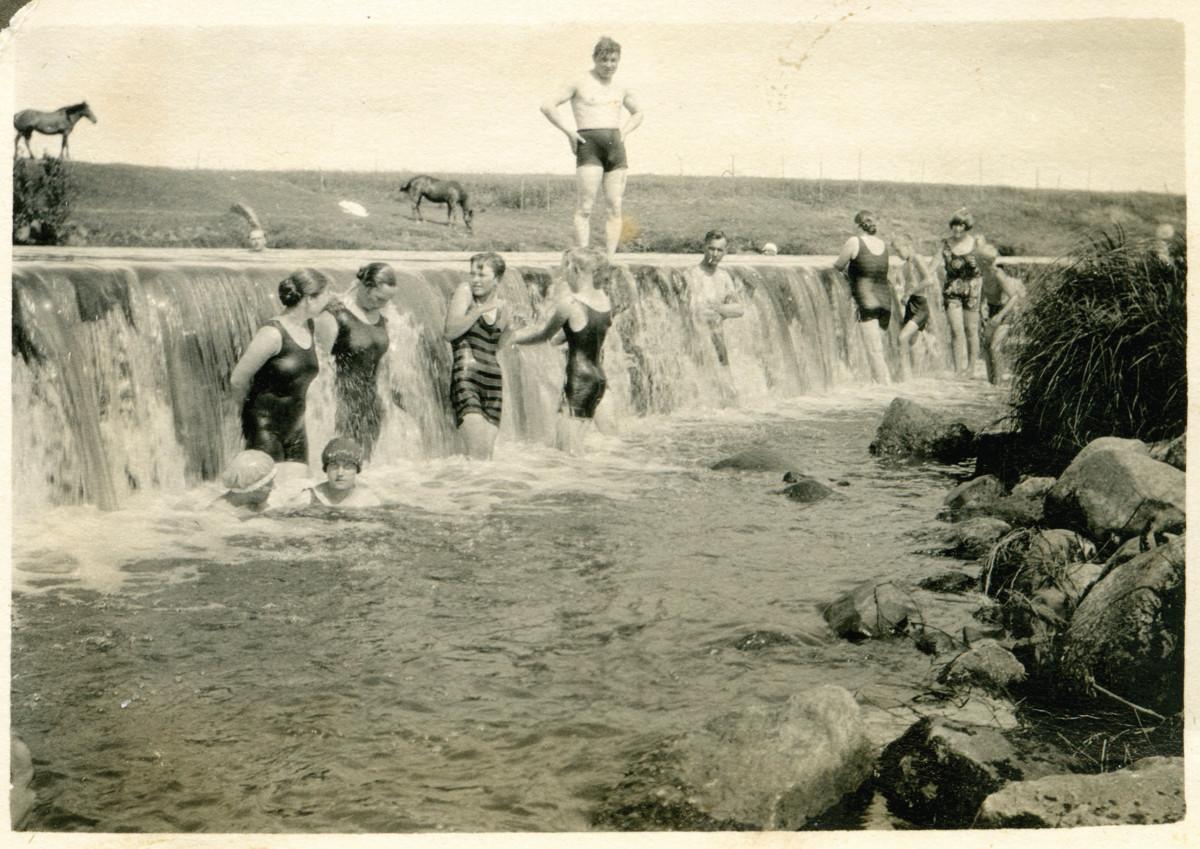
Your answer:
[13,156,78,244]
[1008,229,1186,464]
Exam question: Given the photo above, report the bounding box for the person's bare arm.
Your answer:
[620,89,643,139]
[230,325,283,401]
[541,82,586,150]
[832,236,859,273]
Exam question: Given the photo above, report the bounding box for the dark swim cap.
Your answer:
[322,436,364,472]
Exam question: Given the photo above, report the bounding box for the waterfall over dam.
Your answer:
[11,248,960,511]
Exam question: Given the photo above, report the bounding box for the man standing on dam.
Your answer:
[683,229,745,366]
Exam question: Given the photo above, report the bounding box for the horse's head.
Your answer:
[68,102,97,123]
[81,103,97,123]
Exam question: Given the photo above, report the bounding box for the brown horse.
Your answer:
[400,175,474,232]
[14,102,97,159]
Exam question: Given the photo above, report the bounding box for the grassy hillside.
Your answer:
[38,161,1186,257]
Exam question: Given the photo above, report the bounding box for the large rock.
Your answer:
[711,447,805,473]
[943,475,1005,515]
[869,398,975,462]
[1057,537,1184,713]
[592,686,875,830]
[937,641,1027,694]
[944,517,1011,559]
[1010,476,1056,500]
[778,476,833,503]
[875,717,1020,828]
[1073,436,1148,462]
[823,581,922,641]
[976,756,1184,827]
[1044,441,1185,542]
[1149,433,1185,471]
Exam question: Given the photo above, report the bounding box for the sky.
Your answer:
[0,0,1190,192]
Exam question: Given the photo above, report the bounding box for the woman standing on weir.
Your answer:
[315,261,398,460]
[231,269,331,464]
[511,247,613,455]
[833,210,893,384]
[541,36,644,257]
[940,208,984,375]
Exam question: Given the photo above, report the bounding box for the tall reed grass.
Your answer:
[1008,230,1186,463]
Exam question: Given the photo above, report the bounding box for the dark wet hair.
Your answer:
[594,36,621,59]
[356,262,396,288]
[853,210,877,235]
[704,229,727,244]
[278,268,329,308]
[322,436,363,472]
[949,208,974,230]
[470,251,506,279]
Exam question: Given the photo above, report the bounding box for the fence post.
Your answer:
[520,177,526,211]
[545,176,551,211]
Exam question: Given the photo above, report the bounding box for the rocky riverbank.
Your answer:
[591,397,1185,831]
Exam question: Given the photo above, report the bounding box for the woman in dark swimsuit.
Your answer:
[443,252,512,460]
[833,210,892,384]
[230,269,331,464]
[512,247,613,454]
[315,262,398,459]
[940,208,984,375]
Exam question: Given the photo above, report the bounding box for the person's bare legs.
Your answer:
[459,413,499,460]
[897,320,920,380]
[861,319,891,384]
[964,308,982,377]
[574,165,604,247]
[601,167,627,257]
[985,322,1011,385]
[945,301,967,374]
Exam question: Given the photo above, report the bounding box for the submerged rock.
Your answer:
[711,447,805,473]
[875,717,1020,828]
[869,398,975,462]
[592,686,875,831]
[1056,537,1184,713]
[918,570,977,594]
[823,581,922,641]
[778,476,833,503]
[1045,441,1185,543]
[976,756,1184,827]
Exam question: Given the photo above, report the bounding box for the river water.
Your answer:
[10,249,1006,832]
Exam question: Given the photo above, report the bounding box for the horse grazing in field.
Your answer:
[400,175,474,233]
[14,102,98,159]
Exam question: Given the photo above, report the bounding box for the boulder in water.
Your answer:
[778,476,833,503]
[823,580,922,641]
[711,447,805,473]
[875,717,1020,828]
[868,398,976,462]
[943,517,1011,559]
[937,641,1027,694]
[1010,475,1056,500]
[1045,441,1185,543]
[976,756,1184,827]
[942,475,1005,516]
[918,570,977,594]
[1056,537,1184,713]
[592,686,875,830]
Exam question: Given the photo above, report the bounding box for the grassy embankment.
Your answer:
[48,161,1185,257]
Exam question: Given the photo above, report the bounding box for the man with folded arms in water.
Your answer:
[683,229,744,366]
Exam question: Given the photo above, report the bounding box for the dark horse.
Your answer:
[14,102,98,159]
[400,175,474,232]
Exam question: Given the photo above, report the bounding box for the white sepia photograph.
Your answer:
[2,0,1193,844]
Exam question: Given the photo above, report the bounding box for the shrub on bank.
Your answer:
[1008,230,1186,465]
[13,156,78,245]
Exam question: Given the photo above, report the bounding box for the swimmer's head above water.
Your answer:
[221,449,277,508]
[355,262,398,310]
[247,228,267,252]
[562,246,608,289]
[701,229,727,269]
[470,252,507,301]
[321,436,364,493]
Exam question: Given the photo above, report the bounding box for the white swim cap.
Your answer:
[222,450,277,493]
[761,242,778,255]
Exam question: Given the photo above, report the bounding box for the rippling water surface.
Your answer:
[11,378,1005,833]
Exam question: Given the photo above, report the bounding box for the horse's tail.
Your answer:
[230,202,262,229]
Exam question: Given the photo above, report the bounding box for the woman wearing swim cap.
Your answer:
[231,269,331,463]
[212,449,277,516]
[940,208,984,376]
[314,262,398,460]
[304,436,381,507]
[833,210,892,384]
[541,36,644,257]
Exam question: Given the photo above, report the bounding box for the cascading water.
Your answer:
[11,249,954,512]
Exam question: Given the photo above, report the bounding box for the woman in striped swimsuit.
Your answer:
[443,252,512,460]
